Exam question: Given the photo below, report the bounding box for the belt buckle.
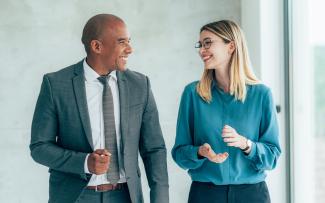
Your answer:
[95,185,102,193]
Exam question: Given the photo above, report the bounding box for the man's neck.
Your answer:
[86,57,112,76]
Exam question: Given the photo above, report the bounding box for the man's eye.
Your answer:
[118,40,130,45]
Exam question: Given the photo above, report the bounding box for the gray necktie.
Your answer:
[98,75,120,184]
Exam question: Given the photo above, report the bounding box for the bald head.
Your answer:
[81,14,124,55]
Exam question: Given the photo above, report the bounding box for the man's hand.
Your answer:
[198,143,228,163]
[222,125,247,150]
[87,149,111,175]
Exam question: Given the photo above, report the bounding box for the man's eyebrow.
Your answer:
[117,37,131,42]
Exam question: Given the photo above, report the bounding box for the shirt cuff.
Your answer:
[245,142,257,160]
[84,154,91,174]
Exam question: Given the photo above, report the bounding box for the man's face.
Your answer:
[100,22,132,71]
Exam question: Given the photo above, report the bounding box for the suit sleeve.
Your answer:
[171,85,206,170]
[30,75,88,176]
[245,88,281,171]
[139,77,169,203]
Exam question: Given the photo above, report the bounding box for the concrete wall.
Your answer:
[0,0,241,202]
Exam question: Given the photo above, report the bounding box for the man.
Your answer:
[30,14,169,203]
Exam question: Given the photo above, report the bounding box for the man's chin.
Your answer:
[117,65,127,71]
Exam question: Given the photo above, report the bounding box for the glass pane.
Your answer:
[311,1,325,201]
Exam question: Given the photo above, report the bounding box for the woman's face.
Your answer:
[198,30,234,70]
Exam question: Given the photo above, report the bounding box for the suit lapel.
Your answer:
[117,71,129,153]
[73,61,94,150]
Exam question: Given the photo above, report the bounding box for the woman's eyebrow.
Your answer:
[202,37,212,41]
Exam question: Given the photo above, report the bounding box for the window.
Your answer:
[288,0,325,202]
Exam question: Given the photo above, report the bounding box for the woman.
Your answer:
[171,20,281,203]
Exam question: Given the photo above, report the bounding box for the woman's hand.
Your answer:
[198,143,228,163]
[222,125,248,150]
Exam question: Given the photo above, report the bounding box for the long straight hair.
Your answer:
[196,20,260,103]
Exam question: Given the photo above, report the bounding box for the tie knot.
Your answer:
[97,75,111,85]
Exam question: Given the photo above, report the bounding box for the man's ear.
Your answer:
[90,40,102,54]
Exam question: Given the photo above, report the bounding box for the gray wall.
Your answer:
[0,0,241,202]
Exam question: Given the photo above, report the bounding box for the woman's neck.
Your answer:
[214,66,230,92]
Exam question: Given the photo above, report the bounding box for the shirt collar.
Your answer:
[83,59,117,82]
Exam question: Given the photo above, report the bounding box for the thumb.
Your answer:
[203,143,211,150]
[94,149,111,156]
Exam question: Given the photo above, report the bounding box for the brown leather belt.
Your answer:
[86,183,127,192]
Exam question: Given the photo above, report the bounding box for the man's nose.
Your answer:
[125,43,133,54]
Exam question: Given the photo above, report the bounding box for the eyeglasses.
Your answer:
[195,38,214,49]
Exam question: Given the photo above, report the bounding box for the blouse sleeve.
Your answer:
[245,88,281,171]
[171,85,206,170]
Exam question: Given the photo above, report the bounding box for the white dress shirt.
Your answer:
[83,59,126,186]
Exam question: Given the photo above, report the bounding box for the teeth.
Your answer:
[120,56,128,61]
[202,55,212,61]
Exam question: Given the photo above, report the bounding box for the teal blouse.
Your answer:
[171,81,281,185]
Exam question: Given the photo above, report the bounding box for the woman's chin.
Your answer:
[204,65,216,70]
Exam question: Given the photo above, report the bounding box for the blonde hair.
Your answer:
[196,20,260,103]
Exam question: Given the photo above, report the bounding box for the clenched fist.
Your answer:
[87,149,111,175]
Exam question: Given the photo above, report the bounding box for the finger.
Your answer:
[95,149,106,155]
[223,152,229,157]
[100,153,112,158]
[223,125,232,129]
[96,149,111,156]
[212,154,228,163]
[93,153,101,161]
[203,143,211,149]
[223,137,238,143]
[216,152,228,158]
[207,152,216,159]
[94,149,103,154]
[218,156,228,163]
[226,142,239,147]
[99,155,110,163]
[222,128,233,133]
[103,149,111,156]
[222,132,235,138]
[96,157,107,164]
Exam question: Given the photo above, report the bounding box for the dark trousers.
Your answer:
[75,184,132,203]
[188,181,271,203]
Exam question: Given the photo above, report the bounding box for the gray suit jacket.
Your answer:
[30,60,169,203]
